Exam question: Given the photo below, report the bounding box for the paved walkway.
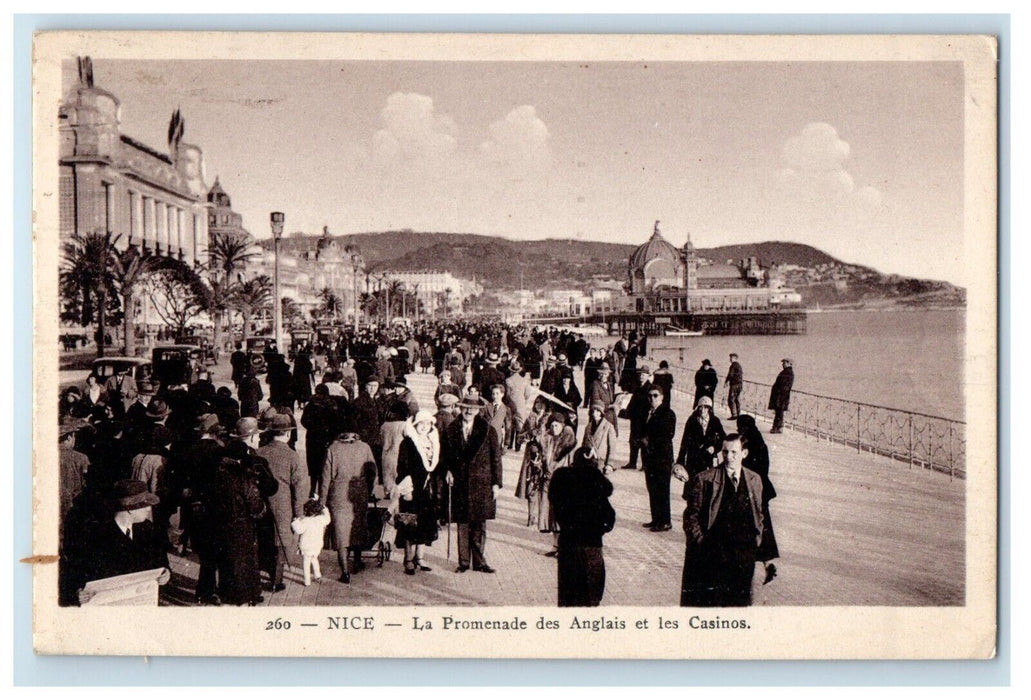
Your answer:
[155,365,964,607]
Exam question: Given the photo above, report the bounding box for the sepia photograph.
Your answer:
[31,31,997,658]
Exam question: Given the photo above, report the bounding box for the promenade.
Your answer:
[147,363,965,608]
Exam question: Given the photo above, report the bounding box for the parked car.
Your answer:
[152,345,201,387]
[90,357,153,386]
[245,336,277,374]
[176,334,217,365]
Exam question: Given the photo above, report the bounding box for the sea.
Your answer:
[645,308,965,422]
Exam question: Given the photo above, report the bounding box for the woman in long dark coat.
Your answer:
[674,397,726,477]
[319,432,377,583]
[238,369,263,419]
[301,384,343,495]
[267,356,295,410]
[292,351,315,407]
[211,453,266,606]
[394,411,443,575]
[737,414,779,574]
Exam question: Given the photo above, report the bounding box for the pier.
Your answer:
[526,309,808,336]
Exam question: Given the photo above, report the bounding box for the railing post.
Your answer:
[856,404,862,453]
[949,422,954,481]
[908,414,914,470]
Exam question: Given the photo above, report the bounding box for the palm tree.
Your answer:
[387,279,405,319]
[110,245,164,357]
[61,231,118,357]
[359,292,379,322]
[281,296,303,329]
[318,287,342,320]
[230,275,273,342]
[206,231,258,350]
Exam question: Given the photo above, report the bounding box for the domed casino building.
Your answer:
[628,221,685,294]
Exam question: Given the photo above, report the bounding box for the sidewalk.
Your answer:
[160,365,964,607]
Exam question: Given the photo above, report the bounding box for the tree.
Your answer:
[145,261,208,339]
[281,296,304,329]
[60,231,118,357]
[359,292,379,322]
[230,275,273,342]
[206,231,259,350]
[318,287,343,320]
[110,245,164,356]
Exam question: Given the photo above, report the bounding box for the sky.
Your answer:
[67,59,966,285]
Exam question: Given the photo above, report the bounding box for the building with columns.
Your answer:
[59,57,209,266]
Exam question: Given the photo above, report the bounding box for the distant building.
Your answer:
[206,177,253,247]
[59,57,209,266]
[626,221,802,313]
[381,270,483,316]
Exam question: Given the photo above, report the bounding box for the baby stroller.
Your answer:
[356,498,393,567]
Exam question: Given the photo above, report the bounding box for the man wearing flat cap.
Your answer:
[443,394,503,573]
[768,359,794,434]
[78,480,170,597]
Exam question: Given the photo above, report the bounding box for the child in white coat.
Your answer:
[291,498,332,586]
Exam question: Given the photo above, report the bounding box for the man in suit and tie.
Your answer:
[639,385,677,532]
[678,434,764,607]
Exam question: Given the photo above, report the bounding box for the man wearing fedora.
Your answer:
[477,351,506,396]
[621,365,654,470]
[79,479,170,594]
[443,394,503,574]
[693,359,719,409]
[257,413,310,585]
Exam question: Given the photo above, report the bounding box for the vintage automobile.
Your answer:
[175,334,217,365]
[89,357,153,386]
[288,329,314,359]
[245,336,277,374]
[151,345,201,387]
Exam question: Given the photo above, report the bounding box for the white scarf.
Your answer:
[403,420,440,473]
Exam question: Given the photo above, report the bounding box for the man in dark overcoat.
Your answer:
[768,358,794,433]
[352,375,384,467]
[443,395,503,573]
[621,365,654,470]
[237,367,264,419]
[680,434,764,607]
[300,384,344,496]
[693,359,719,408]
[639,385,677,532]
[725,353,744,419]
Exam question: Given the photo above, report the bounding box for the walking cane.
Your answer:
[446,481,453,561]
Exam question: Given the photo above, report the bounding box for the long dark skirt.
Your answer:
[558,545,605,607]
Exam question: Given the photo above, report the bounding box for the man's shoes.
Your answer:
[763,563,778,585]
[264,582,287,593]
[620,464,637,470]
[642,521,656,528]
[196,594,221,606]
[474,565,496,574]
[248,595,265,606]
[415,561,432,572]
[649,523,673,532]
[543,549,559,558]
[338,573,351,584]
[455,565,469,573]
[770,429,782,434]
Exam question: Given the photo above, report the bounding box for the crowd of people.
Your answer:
[57,318,792,608]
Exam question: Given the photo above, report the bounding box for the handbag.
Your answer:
[395,512,418,529]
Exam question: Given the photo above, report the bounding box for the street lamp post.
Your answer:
[270,211,285,352]
[384,274,392,327]
[350,252,362,332]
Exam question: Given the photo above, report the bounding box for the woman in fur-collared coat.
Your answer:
[394,411,444,575]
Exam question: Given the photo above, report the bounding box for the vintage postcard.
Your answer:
[31,31,997,658]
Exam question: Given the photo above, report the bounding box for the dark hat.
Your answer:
[702,359,711,366]
[589,400,607,413]
[112,479,160,511]
[486,352,500,365]
[547,411,567,426]
[393,375,407,386]
[489,383,506,393]
[231,417,260,439]
[64,386,82,397]
[195,413,220,434]
[266,413,295,433]
[149,425,174,449]
[598,362,611,372]
[137,381,156,396]
[258,405,279,428]
[546,356,557,365]
[659,360,669,369]
[365,374,382,385]
[145,398,170,419]
[459,394,485,409]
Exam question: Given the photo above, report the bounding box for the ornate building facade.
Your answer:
[627,221,801,313]
[59,57,209,266]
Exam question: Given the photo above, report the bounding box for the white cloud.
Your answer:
[776,122,881,206]
[372,92,457,163]
[479,105,550,168]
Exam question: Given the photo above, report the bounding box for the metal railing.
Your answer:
[649,358,966,480]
